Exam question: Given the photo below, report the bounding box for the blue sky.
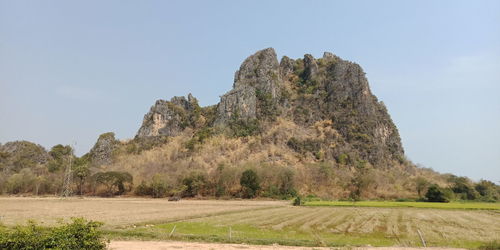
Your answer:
[1,1,499,182]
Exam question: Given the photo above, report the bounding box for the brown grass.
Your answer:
[0,197,285,229]
[101,118,448,200]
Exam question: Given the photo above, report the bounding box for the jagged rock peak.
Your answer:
[233,47,280,89]
[136,94,199,138]
[134,48,404,165]
[215,48,282,125]
[0,141,50,168]
[88,132,119,166]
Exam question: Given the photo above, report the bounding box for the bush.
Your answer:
[449,176,479,200]
[240,169,260,198]
[182,172,207,197]
[475,180,499,202]
[229,118,260,137]
[292,196,302,206]
[151,174,169,198]
[0,218,107,249]
[92,171,133,196]
[425,184,450,202]
[134,181,153,196]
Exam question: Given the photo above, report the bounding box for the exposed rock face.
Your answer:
[0,141,50,171]
[280,52,404,163]
[88,132,119,166]
[136,94,200,138]
[135,48,404,165]
[215,48,282,125]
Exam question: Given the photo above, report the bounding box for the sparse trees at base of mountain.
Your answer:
[92,171,133,197]
[240,169,260,198]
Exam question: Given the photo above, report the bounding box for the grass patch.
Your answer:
[106,221,396,247]
[304,200,500,210]
[105,221,487,248]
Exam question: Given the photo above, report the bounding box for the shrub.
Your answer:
[134,181,153,196]
[151,174,169,198]
[6,168,36,194]
[337,153,348,165]
[229,116,260,137]
[182,172,207,197]
[425,184,450,202]
[92,171,133,196]
[293,196,302,206]
[475,180,499,202]
[449,176,479,200]
[0,218,107,249]
[415,177,429,198]
[240,169,260,198]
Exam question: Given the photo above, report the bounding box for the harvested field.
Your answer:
[0,197,285,228]
[1,197,498,248]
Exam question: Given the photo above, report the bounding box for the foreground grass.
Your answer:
[105,221,486,248]
[104,205,499,249]
[304,200,500,210]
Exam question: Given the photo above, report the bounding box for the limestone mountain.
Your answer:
[135,48,403,167]
[2,48,463,199]
[0,141,50,172]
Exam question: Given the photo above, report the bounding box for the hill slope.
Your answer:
[2,48,497,200]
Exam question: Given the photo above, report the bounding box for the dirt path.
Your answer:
[109,240,465,250]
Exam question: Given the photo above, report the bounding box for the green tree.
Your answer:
[240,169,260,198]
[134,181,153,196]
[449,176,479,200]
[181,172,207,197]
[47,144,73,172]
[73,164,90,195]
[6,168,36,194]
[151,174,168,198]
[475,180,499,201]
[349,168,374,201]
[425,184,450,202]
[278,168,296,197]
[92,171,133,196]
[415,177,430,198]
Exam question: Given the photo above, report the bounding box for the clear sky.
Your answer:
[1,1,499,182]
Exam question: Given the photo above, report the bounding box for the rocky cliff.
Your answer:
[136,94,203,138]
[0,141,50,172]
[135,48,403,166]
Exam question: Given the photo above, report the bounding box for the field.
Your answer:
[1,197,499,249]
[304,200,500,210]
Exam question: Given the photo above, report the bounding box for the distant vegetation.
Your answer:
[0,49,499,203]
[0,137,499,203]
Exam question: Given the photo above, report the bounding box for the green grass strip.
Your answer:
[304,201,500,210]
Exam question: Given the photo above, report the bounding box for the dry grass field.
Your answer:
[0,197,285,228]
[1,197,498,248]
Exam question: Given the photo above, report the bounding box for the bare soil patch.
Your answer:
[109,240,465,250]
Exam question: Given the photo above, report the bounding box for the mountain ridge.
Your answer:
[136,48,403,167]
[2,48,496,201]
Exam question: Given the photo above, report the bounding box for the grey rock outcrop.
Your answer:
[283,52,404,163]
[215,48,282,125]
[136,94,199,138]
[88,132,119,166]
[302,54,318,80]
[134,48,404,165]
[279,56,295,77]
[0,141,50,171]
